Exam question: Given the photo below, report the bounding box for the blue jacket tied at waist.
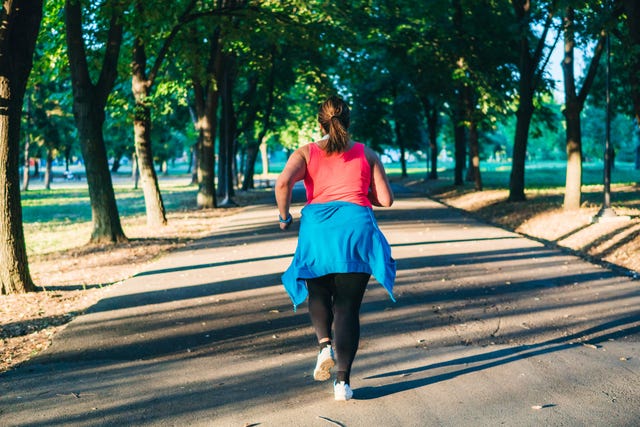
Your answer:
[282,201,396,309]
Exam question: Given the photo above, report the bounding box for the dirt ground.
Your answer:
[1,181,639,374]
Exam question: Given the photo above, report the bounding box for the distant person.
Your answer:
[275,95,396,401]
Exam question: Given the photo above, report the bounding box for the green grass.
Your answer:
[21,182,199,255]
[21,184,198,225]
[384,160,638,190]
[18,161,637,254]
[21,161,637,225]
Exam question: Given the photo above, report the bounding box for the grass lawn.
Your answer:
[21,181,201,255]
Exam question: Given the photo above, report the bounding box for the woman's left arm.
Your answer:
[364,146,394,207]
[275,148,307,230]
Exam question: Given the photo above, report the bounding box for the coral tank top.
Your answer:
[304,142,372,207]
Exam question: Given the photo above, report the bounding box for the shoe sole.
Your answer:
[313,358,335,381]
[334,387,353,401]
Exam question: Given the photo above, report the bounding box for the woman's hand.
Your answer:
[279,213,293,231]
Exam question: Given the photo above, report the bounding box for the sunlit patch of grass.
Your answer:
[24,221,93,255]
[20,179,263,257]
[22,180,200,255]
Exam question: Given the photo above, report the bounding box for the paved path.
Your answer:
[1,189,639,427]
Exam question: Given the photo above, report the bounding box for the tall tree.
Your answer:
[452,0,469,186]
[622,0,640,171]
[238,42,280,191]
[0,0,43,294]
[65,0,127,243]
[508,0,559,201]
[128,0,240,223]
[129,0,172,227]
[622,0,640,126]
[217,49,238,207]
[561,4,607,210]
[409,6,451,181]
[190,26,222,209]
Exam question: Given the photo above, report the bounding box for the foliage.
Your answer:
[24,0,77,164]
[19,0,640,188]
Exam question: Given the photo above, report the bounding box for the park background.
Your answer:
[1,1,639,373]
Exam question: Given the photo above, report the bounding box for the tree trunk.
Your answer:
[635,128,640,171]
[561,7,606,209]
[463,85,482,184]
[64,146,71,172]
[562,7,582,210]
[464,87,477,184]
[394,119,407,178]
[218,52,237,207]
[242,143,259,190]
[192,26,222,209]
[132,37,167,227]
[509,97,533,201]
[111,158,120,173]
[465,156,474,182]
[0,0,42,294]
[76,106,127,243]
[22,96,30,190]
[428,114,438,179]
[131,151,140,189]
[508,12,537,202]
[44,148,53,190]
[192,77,218,209]
[190,143,198,185]
[259,142,269,177]
[508,1,556,202]
[468,120,482,191]
[422,97,439,180]
[399,144,407,178]
[453,100,466,186]
[65,0,127,243]
[22,144,30,191]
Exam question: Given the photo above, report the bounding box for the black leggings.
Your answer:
[306,273,370,381]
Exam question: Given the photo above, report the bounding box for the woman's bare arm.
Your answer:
[365,146,394,207]
[275,147,308,230]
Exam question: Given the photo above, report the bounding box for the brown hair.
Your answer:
[318,95,351,154]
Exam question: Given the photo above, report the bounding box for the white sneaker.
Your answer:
[313,345,335,381]
[334,381,353,401]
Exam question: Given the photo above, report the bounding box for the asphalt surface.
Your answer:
[1,186,639,427]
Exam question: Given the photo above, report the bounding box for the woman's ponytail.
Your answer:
[318,96,351,154]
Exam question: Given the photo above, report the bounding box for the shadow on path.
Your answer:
[356,315,640,400]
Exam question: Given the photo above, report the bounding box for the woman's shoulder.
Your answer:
[293,142,314,162]
[358,143,380,165]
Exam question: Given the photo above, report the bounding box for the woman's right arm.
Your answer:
[365,146,394,207]
[275,147,307,230]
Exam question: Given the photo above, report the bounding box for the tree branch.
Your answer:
[577,31,606,107]
[64,0,92,90]
[533,21,561,92]
[531,10,554,68]
[96,10,124,104]
[147,0,198,87]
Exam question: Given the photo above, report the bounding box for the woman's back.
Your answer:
[304,142,372,207]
